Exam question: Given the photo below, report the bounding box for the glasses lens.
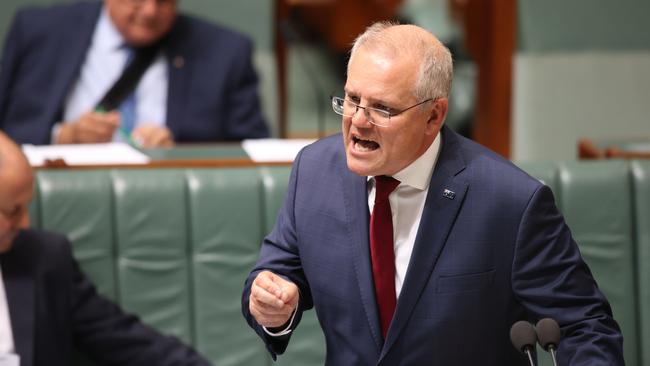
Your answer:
[341,98,356,116]
[368,109,390,127]
[331,96,392,126]
[332,97,345,115]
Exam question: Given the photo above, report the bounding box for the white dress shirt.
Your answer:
[368,133,442,297]
[0,264,15,354]
[59,7,168,142]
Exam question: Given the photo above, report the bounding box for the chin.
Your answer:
[125,32,161,47]
[346,157,376,177]
[0,240,13,254]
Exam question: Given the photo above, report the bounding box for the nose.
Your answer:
[18,212,30,229]
[350,106,372,128]
[139,0,160,16]
[11,210,30,230]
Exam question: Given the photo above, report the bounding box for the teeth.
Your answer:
[355,141,373,152]
[353,137,379,152]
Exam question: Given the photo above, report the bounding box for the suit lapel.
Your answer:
[46,4,100,123]
[1,235,35,366]
[339,167,384,352]
[381,127,468,358]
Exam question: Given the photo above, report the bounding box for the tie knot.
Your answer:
[374,176,400,202]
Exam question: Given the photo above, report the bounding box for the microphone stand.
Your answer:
[549,346,558,366]
[525,348,535,366]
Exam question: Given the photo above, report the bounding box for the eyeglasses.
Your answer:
[331,96,434,127]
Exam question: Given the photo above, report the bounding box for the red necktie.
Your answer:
[370,175,400,338]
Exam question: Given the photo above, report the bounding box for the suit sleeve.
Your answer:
[242,149,313,359]
[222,37,270,140]
[65,242,212,366]
[511,185,624,365]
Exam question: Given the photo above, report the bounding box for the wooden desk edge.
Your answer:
[35,158,293,170]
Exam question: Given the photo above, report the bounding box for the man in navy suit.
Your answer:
[0,131,213,365]
[0,0,269,147]
[242,22,624,365]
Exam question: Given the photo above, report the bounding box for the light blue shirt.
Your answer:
[59,7,168,142]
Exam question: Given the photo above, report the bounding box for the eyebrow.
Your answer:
[343,89,395,107]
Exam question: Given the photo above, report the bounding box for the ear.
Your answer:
[425,98,448,136]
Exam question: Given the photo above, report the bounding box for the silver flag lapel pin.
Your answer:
[442,189,456,200]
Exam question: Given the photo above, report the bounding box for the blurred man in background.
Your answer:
[0,0,269,147]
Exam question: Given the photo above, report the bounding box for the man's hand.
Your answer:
[132,124,174,148]
[57,111,120,144]
[249,271,299,329]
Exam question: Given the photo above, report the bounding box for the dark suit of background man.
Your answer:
[242,22,624,365]
[0,0,269,148]
[0,131,213,366]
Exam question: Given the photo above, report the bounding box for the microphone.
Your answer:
[278,20,327,139]
[510,320,537,366]
[536,318,561,366]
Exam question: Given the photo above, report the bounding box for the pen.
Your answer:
[95,106,140,148]
[118,127,140,148]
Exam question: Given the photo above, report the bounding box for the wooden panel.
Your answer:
[455,0,516,158]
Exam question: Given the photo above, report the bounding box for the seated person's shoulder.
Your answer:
[12,228,71,263]
[11,1,99,36]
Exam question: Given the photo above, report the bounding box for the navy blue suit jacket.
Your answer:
[0,229,212,366]
[0,1,269,144]
[242,126,624,365]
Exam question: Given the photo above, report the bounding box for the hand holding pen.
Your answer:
[55,110,120,144]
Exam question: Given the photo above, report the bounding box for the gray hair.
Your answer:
[349,21,453,101]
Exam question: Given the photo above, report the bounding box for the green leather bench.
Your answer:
[28,161,650,366]
[29,166,325,366]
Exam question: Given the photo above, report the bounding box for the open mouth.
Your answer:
[352,135,380,152]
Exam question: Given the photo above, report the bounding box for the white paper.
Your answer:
[242,139,315,162]
[21,143,150,167]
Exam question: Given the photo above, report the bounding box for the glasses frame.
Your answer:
[126,0,176,7]
[331,96,435,127]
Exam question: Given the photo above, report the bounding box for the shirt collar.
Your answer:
[93,7,126,53]
[367,132,442,191]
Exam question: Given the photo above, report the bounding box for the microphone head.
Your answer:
[536,318,561,351]
[510,320,538,353]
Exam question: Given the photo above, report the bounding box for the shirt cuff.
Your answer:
[262,308,297,337]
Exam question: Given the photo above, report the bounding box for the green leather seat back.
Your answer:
[632,161,650,366]
[35,170,117,298]
[558,161,638,365]
[112,170,194,344]
[260,166,291,234]
[187,168,270,365]
[30,166,326,365]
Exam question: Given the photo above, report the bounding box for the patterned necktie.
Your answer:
[370,175,400,339]
[118,48,136,133]
[118,91,136,133]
